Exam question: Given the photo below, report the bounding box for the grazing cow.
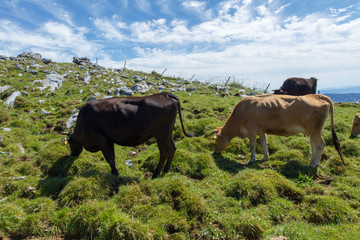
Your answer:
[62,92,192,178]
[351,113,360,137]
[273,77,318,96]
[212,94,344,167]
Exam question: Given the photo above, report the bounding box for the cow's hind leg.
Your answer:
[163,138,176,173]
[153,145,166,179]
[309,133,325,168]
[153,137,176,178]
[99,138,119,176]
[260,133,269,161]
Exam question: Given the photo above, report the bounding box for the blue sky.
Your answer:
[0,0,359,90]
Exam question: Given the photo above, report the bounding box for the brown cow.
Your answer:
[273,77,317,96]
[62,92,192,178]
[212,94,344,167]
[351,113,360,137]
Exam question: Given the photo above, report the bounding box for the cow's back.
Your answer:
[73,93,178,146]
[232,94,330,136]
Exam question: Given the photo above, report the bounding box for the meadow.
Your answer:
[0,56,360,239]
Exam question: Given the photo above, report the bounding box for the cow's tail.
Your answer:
[318,94,345,166]
[168,93,193,137]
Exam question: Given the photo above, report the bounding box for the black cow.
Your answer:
[273,77,317,96]
[62,92,192,178]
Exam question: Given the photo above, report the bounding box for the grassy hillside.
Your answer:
[1,55,360,239]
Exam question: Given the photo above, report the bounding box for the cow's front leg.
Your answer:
[248,134,257,165]
[260,133,269,161]
[99,140,119,176]
[153,151,166,178]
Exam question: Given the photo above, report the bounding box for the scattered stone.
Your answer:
[121,75,129,79]
[32,73,66,91]
[38,99,45,104]
[15,63,24,71]
[114,87,133,96]
[72,108,78,114]
[4,91,21,108]
[186,87,196,92]
[40,109,51,115]
[0,151,11,157]
[63,72,70,78]
[93,92,101,97]
[147,81,156,87]
[66,113,79,128]
[125,159,134,167]
[161,80,169,86]
[86,96,97,102]
[133,75,142,82]
[0,85,10,93]
[42,58,52,64]
[0,135,3,141]
[214,86,228,93]
[73,56,91,66]
[83,72,91,85]
[9,176,26,180]
[89,70,100,75]
[131,83,149,93]
[18,52,42,60]
[17,143,25,154]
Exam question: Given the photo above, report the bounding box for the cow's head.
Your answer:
[61,133,83,156]
[351,114,360,137]
[211,127,231,153]
[272,89,286,95]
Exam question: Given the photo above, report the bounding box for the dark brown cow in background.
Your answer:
[273,77,318,96]
[62,92,192,178]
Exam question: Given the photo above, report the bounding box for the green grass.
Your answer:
[1,57,360,239]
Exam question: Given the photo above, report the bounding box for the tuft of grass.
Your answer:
[142,174,206,219]
[218,207,271,239]
[58,175,113,206]
[304,195,358,224]
[280,160,317,179]
[0,107,10,124]
[60,200,153,239]
[226,169,304,206]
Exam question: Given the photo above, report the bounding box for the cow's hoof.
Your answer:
[247,161,255,166]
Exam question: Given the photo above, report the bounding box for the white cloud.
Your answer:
[112,1,360,89]
[0,20,98,61]
[94,18,127,41]
[135,0,152,13]
[1,0,359,89]
[182,1,206,9]
[330,6,353,16]
[256,5,269,16]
